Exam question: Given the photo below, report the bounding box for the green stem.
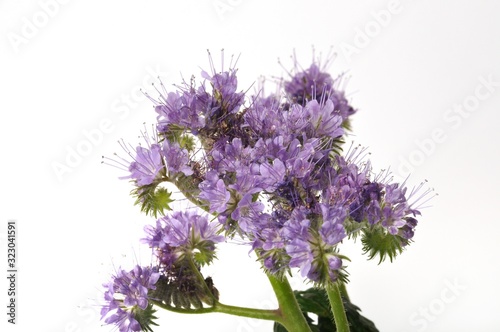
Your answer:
[214,302,283,322]
[338,280,350,302]
[267,274,312,332]
[151,299,281,321]
[326,283,350,332]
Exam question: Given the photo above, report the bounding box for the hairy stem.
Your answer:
[327,283,350,332]
[267,274,312,332]
[151,299,283,323]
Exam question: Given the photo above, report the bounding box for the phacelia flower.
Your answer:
[162,211,224,248]
[150,89,206,133]
[283,54,357,124]
[283,206,347,284]
[199,170,231,214]
[126,144,164,186]
[142,211,224,266]
[101,265,160,332]
[285,63,334,104]
[202,68,245,114]
[102,129,165,186]
[303,99,343,139]
[162,140,193,177]
[104,50,430,289]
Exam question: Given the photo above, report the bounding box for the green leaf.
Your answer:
[273,287,379,332]
[343,298,379,332]
[294,288,331,317]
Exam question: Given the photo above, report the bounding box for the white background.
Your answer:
[1,1,499,331]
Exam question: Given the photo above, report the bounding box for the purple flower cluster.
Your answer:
[142,211,224,269]
[107,51,427,289]
[101,265,160,332]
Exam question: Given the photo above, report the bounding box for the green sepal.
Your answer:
[193,240,217,266]
[163,124,196,152]
[361,225,404,264]
[132,185,174,218]
[133,303,159,332]
[343,218,365,240]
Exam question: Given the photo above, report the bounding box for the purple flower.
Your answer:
[101,265,160,332]
[102,128,166,187]
[114,142,164,186]
[212,138,253,172]
[289,158,313,179]
[304,99,344,138]
[162,140,193,176]
[244,96,284,140]
[326,254,343,281]
[319,204,347,246]
[142,218,165,249]
[231,194,265,233]
[199,171,231,213]
[258,159,286,192]
[104,308,140,332]
[142,219,179,268]
[281,206,346,283]
[142,211,224,268]
[329,89,356,121]
[202,68,245,114]
[150,89,206,132]
[286,238,314,278]
[285,63,334,104]
[129,144,164,185]
[160,211,224,248]
[283,210,316,278]
[228,168,262,196]
[283,56,357,124]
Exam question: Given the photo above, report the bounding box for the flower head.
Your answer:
[102,128,165,186]
[101,265,160,332]
[142,211,224,267]
[285,63,334,104]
